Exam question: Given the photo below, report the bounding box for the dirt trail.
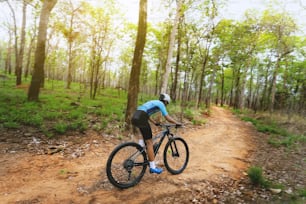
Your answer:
[0,106,257,204]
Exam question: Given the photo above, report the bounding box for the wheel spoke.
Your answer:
[164,137,189,174]
[106,142,147,188]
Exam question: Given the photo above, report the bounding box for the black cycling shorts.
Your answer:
[131,110,152,140]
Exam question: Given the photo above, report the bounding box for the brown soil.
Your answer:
[0,106,291,203]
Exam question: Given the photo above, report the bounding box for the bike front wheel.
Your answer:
[163,137,189,174]
[106,142,148,189]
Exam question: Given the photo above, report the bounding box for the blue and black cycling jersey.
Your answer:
[137,100,168,116]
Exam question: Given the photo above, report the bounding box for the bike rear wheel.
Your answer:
[106,142,148,189]
[163,137,189,174]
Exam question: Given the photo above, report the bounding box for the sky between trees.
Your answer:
[113,0,306,35]
[0,0,306,37]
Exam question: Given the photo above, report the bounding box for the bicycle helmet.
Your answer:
[159,93,171,104]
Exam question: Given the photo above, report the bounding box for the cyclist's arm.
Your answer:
[149,117,157,124]
[164,115,180,125]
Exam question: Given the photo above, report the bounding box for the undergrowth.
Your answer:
[0,79,127,137]
[236,108,306,202]
[247,166,284,189]
[247,166,306,202]
[233,109,306,148]
[0,77,201,137]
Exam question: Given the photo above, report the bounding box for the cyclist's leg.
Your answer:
[132,110,162,174]
[134,128,145,147]
[144,138,154,161]
[139,126,163,174]
[138,126,153,161]
[131,110,148,148]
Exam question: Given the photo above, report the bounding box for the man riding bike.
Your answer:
[131,93,181,174]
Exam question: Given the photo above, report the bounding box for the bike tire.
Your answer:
[106,142,148,189]
[163,137,189,174]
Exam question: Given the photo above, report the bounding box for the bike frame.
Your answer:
[153,124,177,156]
[129,124,177,167]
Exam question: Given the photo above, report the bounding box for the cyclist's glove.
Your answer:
[175,124,182,128]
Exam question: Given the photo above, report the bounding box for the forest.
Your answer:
[0,0,305,121]
[0,0,305,203]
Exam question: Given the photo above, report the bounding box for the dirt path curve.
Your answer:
[0,106,257,204]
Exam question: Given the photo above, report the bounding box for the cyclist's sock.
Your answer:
[149,161,156,169]
[138,139,145,147]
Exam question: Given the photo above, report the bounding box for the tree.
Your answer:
[17,1,27,85]
[28,0,57,101]
[125,0,148,129]
[203,0,218,109]
[5,29,13,75]
[160,0,183,94]
[6,0,28,85]
[81,2,116,99]
[260,10,297,113]
[57,0,82,89]
[170,15,183,102]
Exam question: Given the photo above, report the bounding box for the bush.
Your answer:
[184,108,194,120]
[298,188,306,197]
[54,123,68,134]
[3,121,20,129]
[240,115,305,148]
[247,166,269,188]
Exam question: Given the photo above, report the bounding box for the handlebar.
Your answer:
[156,123,183,129]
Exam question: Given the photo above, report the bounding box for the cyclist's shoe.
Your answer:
[149,167,163,174]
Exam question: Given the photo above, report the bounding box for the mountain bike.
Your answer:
[106,124,189,189]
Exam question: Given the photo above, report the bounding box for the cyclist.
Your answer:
[131,93,181,174]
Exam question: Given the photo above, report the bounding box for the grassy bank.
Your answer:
[0,77,206,137]
[232,108,306,148]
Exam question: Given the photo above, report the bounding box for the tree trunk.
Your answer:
[171,18,182,102]
[125,0,147,130]
[269,50,292,113]
[206,64,217,109]
[220,66,225,107]
[89,55,95,99]
[252,74,261,113]
[28,0,58,101]
[260,64,270,110]
[234,66,242,109]
[229,68,235,107]
[269,59,280,113]
[196,48,209,109]
[154,62,160,96]
[25,34,36,79]
[300,82,306,116]
[65,3,81,89]
[160,0,182,93]
[66,39,73,89]
[5,33,13,74]
[16,1,27,85]
[7,1,19,84]
[247,65,254,108]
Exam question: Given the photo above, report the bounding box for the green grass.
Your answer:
[247,166,285,189]
[247,166,306,203]
[0,77,205,137]
[298,188,306,197]
[171,106,206,125]
[0,78,128,137]
[247,166,269,188]
[237,113,305,148]
[0,77,196,136]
